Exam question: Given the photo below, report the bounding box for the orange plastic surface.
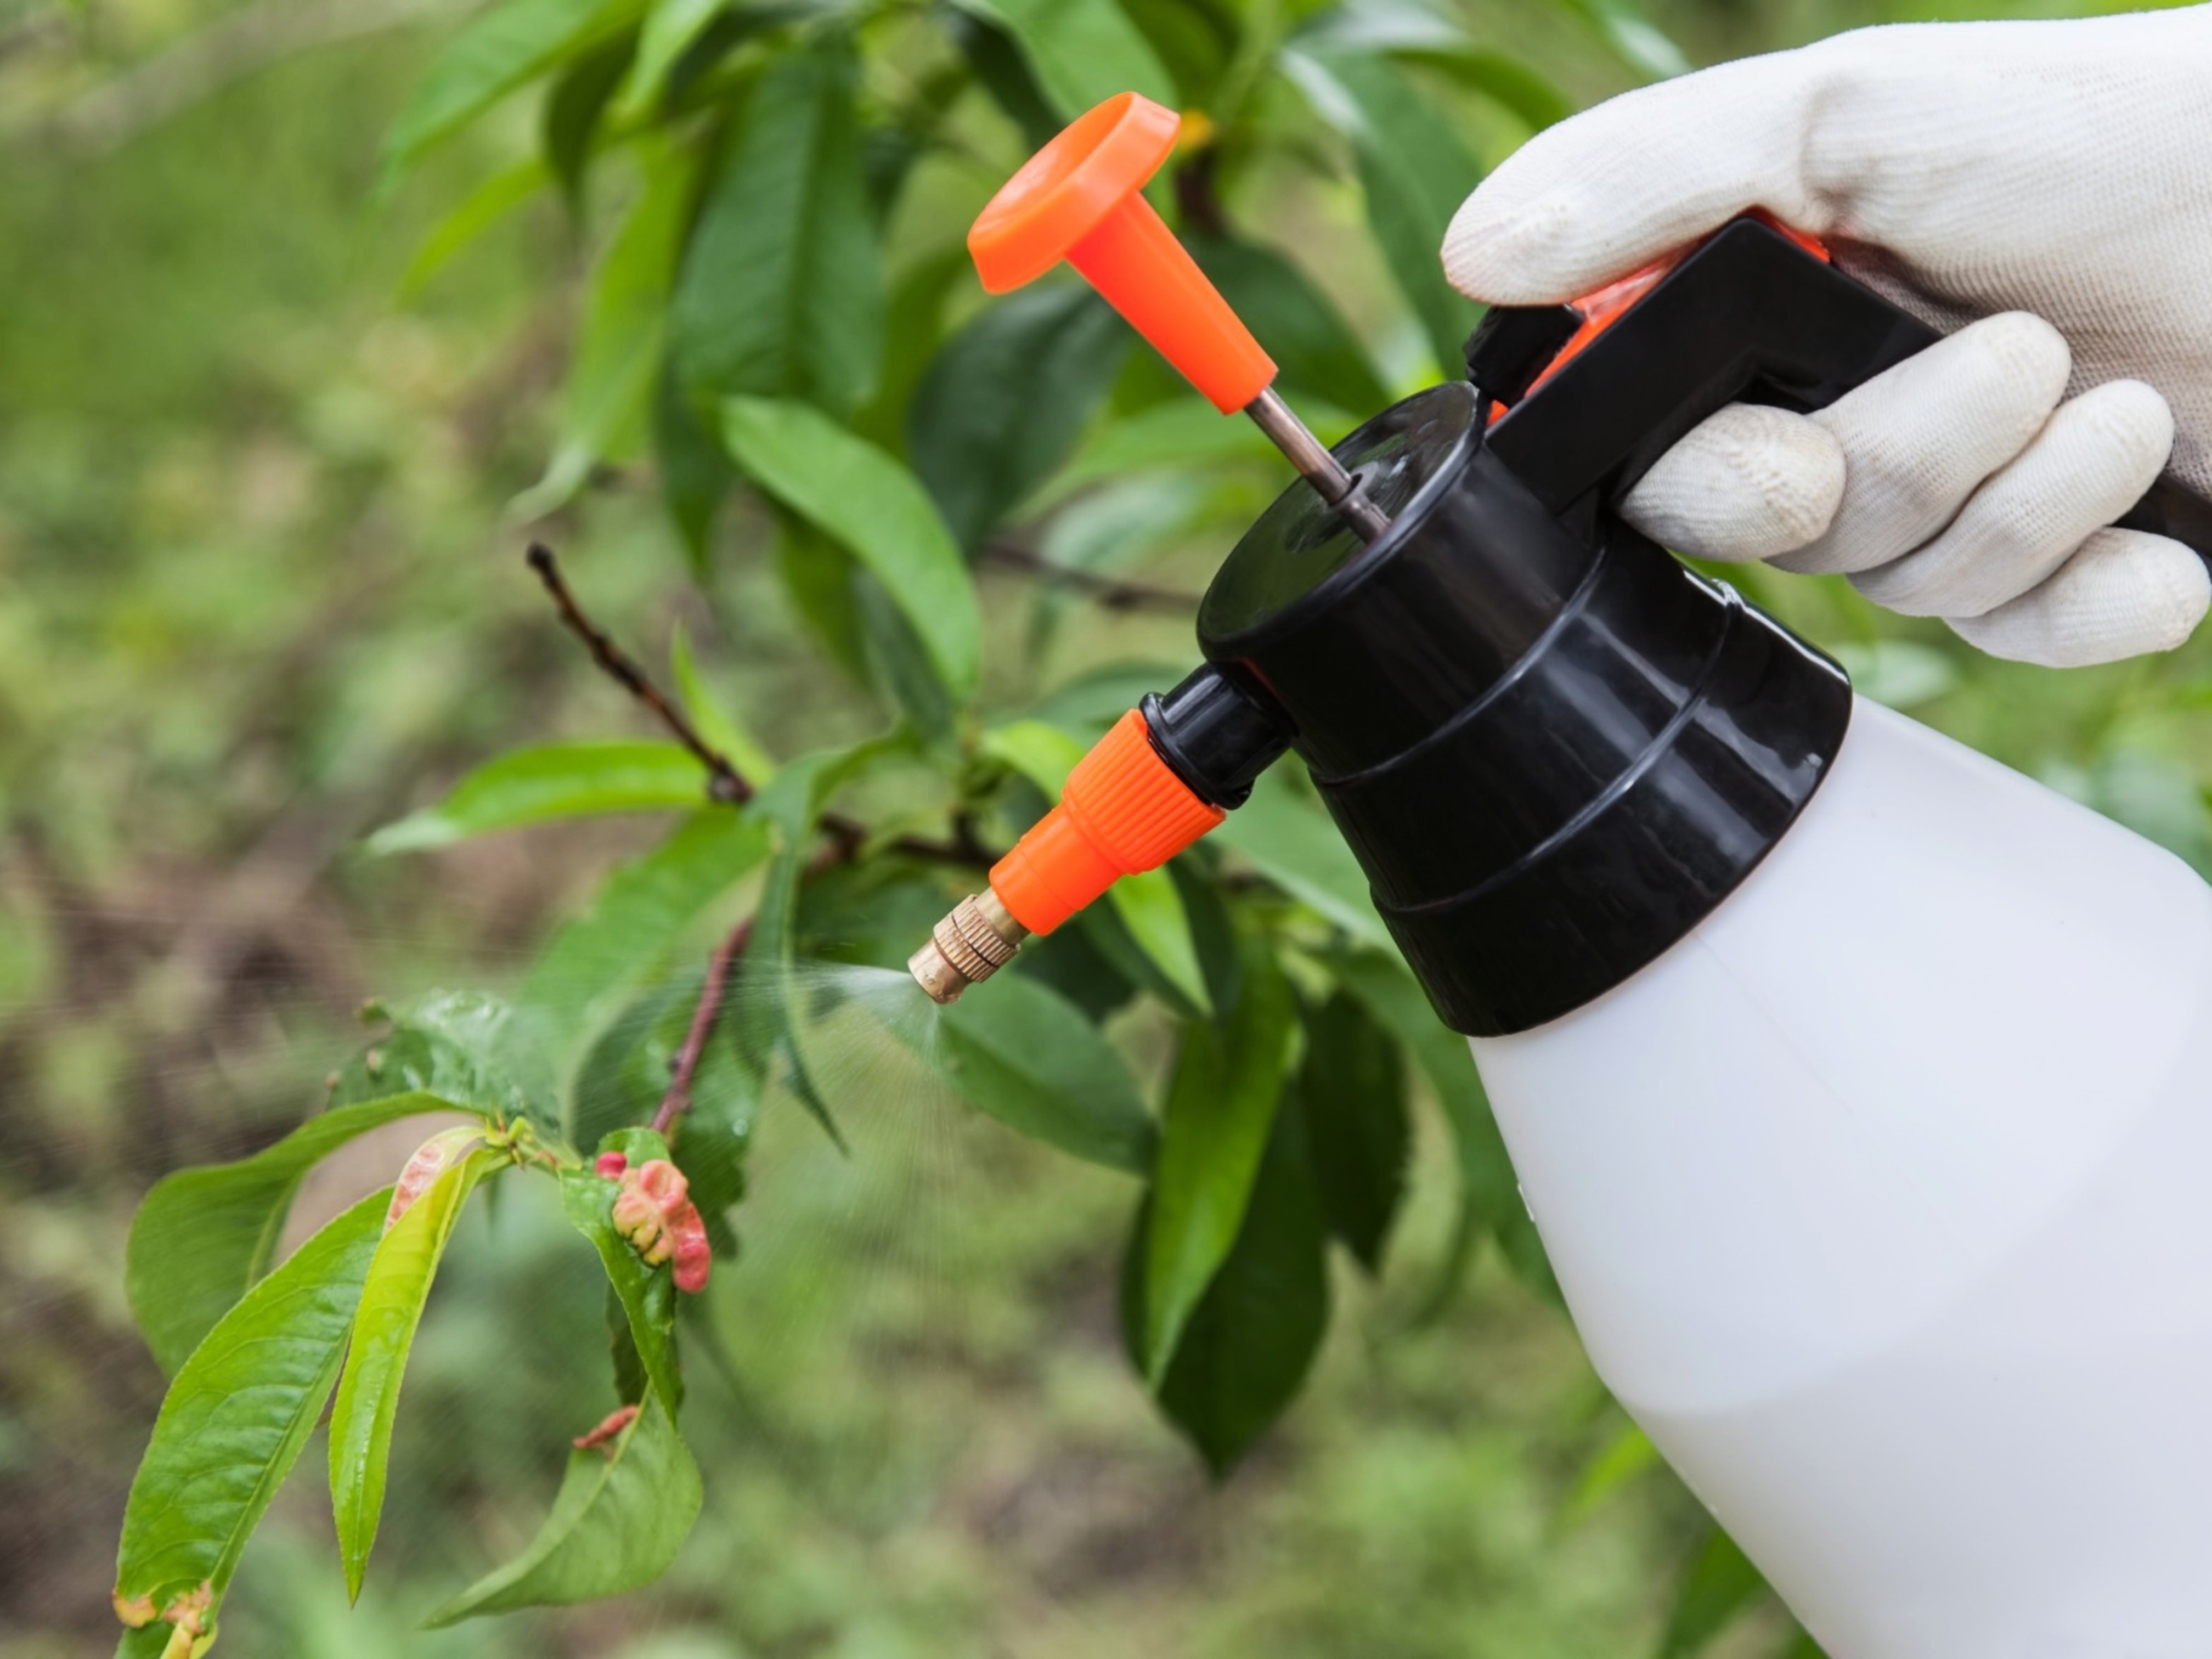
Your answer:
[968,92,1277,414]
[989,710,1224,935]
[1489,212,1833,422]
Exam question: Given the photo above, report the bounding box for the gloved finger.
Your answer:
[1945,529,2210,668]
[1770,313,2070,577]
[1443,51,1821,303]
[1619,404,1844,562]
[1852,380,2172,617]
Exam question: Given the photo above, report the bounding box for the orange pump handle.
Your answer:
[989,710,1223,935]
[968,92,1277,414]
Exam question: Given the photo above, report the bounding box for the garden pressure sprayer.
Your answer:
[908,93,2212,1656]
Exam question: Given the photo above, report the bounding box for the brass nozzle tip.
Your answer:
[909,889,1030,1005]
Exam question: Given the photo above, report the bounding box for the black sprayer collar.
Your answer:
[1185,379,1852,1036]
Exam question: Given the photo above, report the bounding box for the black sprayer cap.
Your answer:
[1193,380,1851,1036]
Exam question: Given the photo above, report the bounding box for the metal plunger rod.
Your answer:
[1244,387,1392,541]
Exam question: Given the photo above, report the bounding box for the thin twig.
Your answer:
[652,915,752,1136]
[980,543,1200,613]
[527,544,751,805]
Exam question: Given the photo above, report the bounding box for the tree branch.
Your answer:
[527,544,751,805]
[979,542,1200,612]
[652,914,751,1136]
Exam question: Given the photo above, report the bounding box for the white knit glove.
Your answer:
[1442,8,2212,668]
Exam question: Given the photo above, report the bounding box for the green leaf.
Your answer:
[1142,930,1296,1378]
[1283,47,1482,377]
[1211,766,1390,950]
[368,742,711,854]
[520,809,771,1092]
[946,8,1059,150]
[399,157,551,300]
[541,27,636,216]
[720,397,982,699]
[114,1190,390,1636]
[423,1391,701,1626]
[381,0,637,191]
[562,1129,684,1413]
[670,40,882,415]
[329,1150,506,1601]
[1321,947,1522,1303]
[907,284,1129,552]
[947,0,1174,117]
[614,0,732,117]
[1296,989,1408,1272]
[512,138,695,521]
[1562,1418,1660,1525]
[1117,0,1237,105]
[335,990,559,1128]
[126,1097,486,1375]
[654,361,737,572]
[1045,396,1285,503]
[1551,0,1689,82]
[1127,1107,1329,1476]
[1188,235,1388,415]
[1392,44,1572,133]
[851,244,974,452]
[1658,1527,1771,1657]
[924,970,1156,1172]
[670,623,778,783]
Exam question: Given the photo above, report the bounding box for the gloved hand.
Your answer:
[1442,8,2212,668]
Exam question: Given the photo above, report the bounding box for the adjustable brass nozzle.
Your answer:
[909,888,1030,1004]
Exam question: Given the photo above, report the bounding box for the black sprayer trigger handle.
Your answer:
[1468,215,2212,567]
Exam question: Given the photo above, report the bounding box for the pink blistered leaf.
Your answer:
[571,1402,640,1452]
[670,1204,711,1294]
[594,1150,629,1179]
[385,1126,486,1231]
[633,1158,689,1214]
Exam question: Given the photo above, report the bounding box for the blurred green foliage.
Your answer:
[7,0,2212,1650]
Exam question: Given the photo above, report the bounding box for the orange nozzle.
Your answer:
[968,92,1276,415]
[989,710,1223,935]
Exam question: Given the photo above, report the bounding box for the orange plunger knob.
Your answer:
[968,93,1276,415]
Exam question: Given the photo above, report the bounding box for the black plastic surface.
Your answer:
[1471,217,2212,563]
[1141,665,1293,809]
[1197,381,1850,1035]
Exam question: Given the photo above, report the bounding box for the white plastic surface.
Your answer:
[1474,697,2212,1656]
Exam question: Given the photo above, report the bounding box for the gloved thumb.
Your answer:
[1443,49,1825,304]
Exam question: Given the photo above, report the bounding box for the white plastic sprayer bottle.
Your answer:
[1479,696,2212,1656]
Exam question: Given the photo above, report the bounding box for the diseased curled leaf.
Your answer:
[1295,990,1408,1272]
[329,1150,506,1601]
[380,0,638,190]
[721,398,982,700]
[1188,235,1389,415]
[929,970,1156,1173]
[907,284,1129,553]
[670,40,882,415]
[1142,930,1296,1378]
[115,1190,390,1643]
[368,741,711,854]
[946,0,1174,117]
[520,809,770,1091]
[1282,47,1482,378]
[512,136,695,521]
[562,1127,685,1413]
[126,1097,487,1375]
[1124,1108,1329,1476]
[423,1392,701,1626]
[1658,1527,1773,1657]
